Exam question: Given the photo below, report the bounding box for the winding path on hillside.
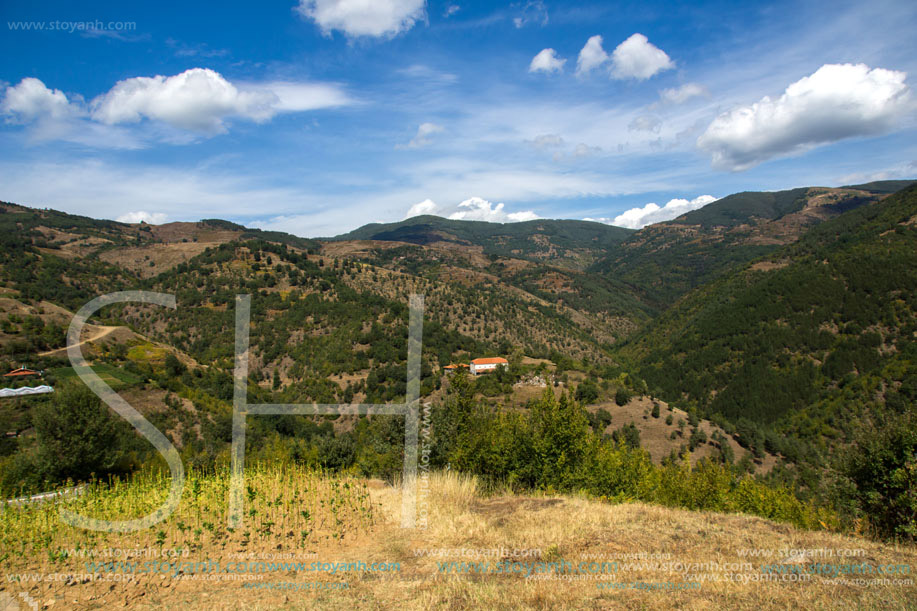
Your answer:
[38,325,120,357]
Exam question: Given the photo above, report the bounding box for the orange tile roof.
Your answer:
[471,357,508,365]
[3,368,41,377]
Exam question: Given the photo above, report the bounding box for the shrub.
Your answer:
[31,382,131,483]
[845,414,917,540]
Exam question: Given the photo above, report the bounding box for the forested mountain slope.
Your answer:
[590,181,914,308]
[617,185,917,481]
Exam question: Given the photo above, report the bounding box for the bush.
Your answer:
[846,414,917,540]
[165,353,186,377]
[612,423,641,450]
[688,428,708,451]
[575,378,599,404]
[31,382,131,483]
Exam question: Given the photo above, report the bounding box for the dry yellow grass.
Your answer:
[1,468,915,609]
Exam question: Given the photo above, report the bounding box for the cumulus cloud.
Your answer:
[576,35,609,76]
[1,78,80,122]
[297,0,426,38]
[587,195,717,229]
[0,78,146,148]
[405,196,538,222]
[529,48,566,74]
[659,82,708,104]
[610,33,674,80]
[405,198,438,217]
[2,70,351,143]
[401,122,444,148]
[116,211,168,224]
[90,68,277,133]
[697,63,912,171]
[443,4,459,17]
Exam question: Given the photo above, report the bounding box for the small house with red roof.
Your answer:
[469,357,508,375]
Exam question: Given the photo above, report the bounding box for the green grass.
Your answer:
[49,364,143,390]
[126,343,168,364]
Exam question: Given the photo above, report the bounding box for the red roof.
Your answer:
[471,357,508,365]
[4,368,41,377]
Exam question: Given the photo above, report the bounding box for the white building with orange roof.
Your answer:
[469,357,508,375]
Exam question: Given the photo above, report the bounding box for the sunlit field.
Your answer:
[2,466,915,610]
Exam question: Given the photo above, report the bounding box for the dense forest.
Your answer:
[619,184,917,537]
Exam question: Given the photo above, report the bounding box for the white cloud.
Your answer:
[3,71,352,143]
[610,33,674,80]
[443,4,459,17]
[402,122,444,148]
[450,197,539,221]
[406,198,438,217]
[296,0,426,38]
[116,211,168,224]
[588,195,717,229]
[247,81,352,112]
[404,196,539,222]
[659,82,708,104]
[91,68,276,133]
[1,78,80,122]
[529,49,566,74]
[0,78,146,148]
[576,35,608,76]
[697,63,912,171]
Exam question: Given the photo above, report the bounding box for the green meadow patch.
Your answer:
[126,342,169,365]
[49,364,143,390]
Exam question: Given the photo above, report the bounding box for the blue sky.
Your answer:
[1,0,915,236]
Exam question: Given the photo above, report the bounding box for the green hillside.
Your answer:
[617,185,917,531]
[675,187,811,228]
[673,180,912,228]
[330,215,634,268]
[589,182,912,308]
